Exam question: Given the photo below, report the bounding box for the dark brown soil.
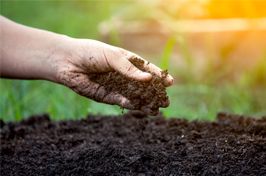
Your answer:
[88,57,169,115]
[1,112,265,176]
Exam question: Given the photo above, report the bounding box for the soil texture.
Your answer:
[1,112,266,176]
[88,57,169,115]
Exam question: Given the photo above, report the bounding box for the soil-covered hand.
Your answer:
[55,38,174,109]
[0,16,173,111]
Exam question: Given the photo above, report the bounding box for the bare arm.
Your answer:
[0,16,66,81]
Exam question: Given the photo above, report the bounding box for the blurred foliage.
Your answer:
[160,37,176,70]
[0,79,122,121]
[240,52,266,88]
[1,0,129,39]
[1,0,265,121]
[164,84,266,120]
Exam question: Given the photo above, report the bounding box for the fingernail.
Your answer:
[164,76,174,86]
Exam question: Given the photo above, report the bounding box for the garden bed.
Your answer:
[1,112,265,175]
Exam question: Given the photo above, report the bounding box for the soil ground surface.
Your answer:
[1,112,266,176]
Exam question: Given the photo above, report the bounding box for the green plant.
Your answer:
[160,36,176,70]
[240,52,266,87]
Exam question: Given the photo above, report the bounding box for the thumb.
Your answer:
[111,55,152,82]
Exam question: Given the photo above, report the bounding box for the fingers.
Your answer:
[93,88,135,110]
[110,55,152,82]
[60,71,169,114]
[62,71,135,109]
[127,56,174,87]
[121,49,174,87]
[102,92,135,110]
[143,62,174,87]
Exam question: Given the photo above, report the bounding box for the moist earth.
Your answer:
[88,57,169,115]
[1,112,265,176]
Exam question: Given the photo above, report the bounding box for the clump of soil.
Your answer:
[1,112,265,175]
[88,57,169,115]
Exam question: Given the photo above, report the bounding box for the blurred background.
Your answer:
[1,0,266,121]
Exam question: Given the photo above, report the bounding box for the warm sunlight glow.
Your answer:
[156,0,266,19]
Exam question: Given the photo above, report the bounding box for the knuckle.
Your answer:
[93,86,107,102]
[126,66,139,78]
[127,64,136,73]
[102,94,115,105]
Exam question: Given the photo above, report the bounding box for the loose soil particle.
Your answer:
[0,112,266,176]
[88,57,169,115]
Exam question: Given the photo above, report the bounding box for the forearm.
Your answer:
[0,16,68,81]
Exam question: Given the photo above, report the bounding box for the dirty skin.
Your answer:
[58,56,169,115]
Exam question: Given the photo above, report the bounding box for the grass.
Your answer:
[1,1,265,121]
[165,84,266,120]
[0,79,122,121]
[1,78,265,122]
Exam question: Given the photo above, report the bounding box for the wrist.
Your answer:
[43,34,73,83]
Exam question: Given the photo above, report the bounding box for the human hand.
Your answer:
[0,16,172,111]
[54,38,174,109]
